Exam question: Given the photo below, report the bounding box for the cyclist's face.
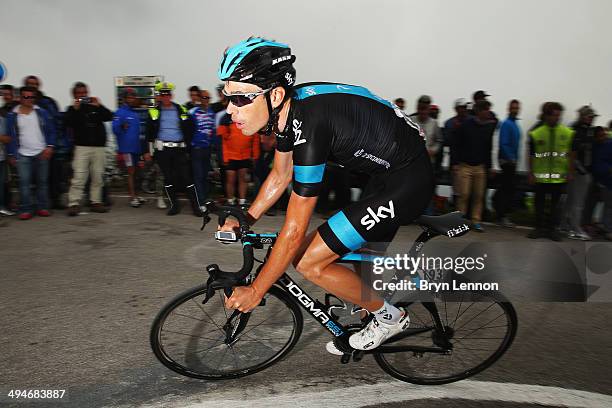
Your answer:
[224,81,269,136]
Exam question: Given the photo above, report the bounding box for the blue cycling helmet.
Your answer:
[218,37,297,135]
[218,37,296,89]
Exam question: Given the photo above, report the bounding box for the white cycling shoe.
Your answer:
[349,312,410,351]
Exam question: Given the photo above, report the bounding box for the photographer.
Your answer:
[64,82,113,215]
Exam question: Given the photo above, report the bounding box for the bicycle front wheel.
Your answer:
[375,292,517,385]
[151,284,303,380]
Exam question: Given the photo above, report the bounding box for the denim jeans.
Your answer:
[191,147,211,204]
[17,152,50,213]
[0,160,6,209]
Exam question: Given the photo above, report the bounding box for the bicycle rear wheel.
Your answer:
[375,292,517,385]
[151,284,303,380]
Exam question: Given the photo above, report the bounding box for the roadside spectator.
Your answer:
[0,84,19,117]
[408,97,441,164]
[188,89,216,210]
[6,86,56,220]
[527,102,573,241]
[23,75,60,122]
[24,76,68,209]
[0,114,14,215]
[113,87,146,208]
[429,104,440,120]
[470,90,498,122]
[145,81,199,216]
[454,100,496,232]
[184,85,201,110]
[64,82,113,215]
[393,98,405,112]
[218,112,260,206]
[493,99,522,227]
[563,105,598,240]
[445,98,471,206]
[210,84,228,114]
[592,126,612,240]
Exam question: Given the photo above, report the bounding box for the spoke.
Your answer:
[240,333,281,353]
[229,345,240,369]
[443,300,448,327]
[161,329,225,342]
[191,298,225,335]
[216,345,229,370]
[451,301,476,328]
[173,312,217,324]
[193,341,227,355]
[451,293,465,328]
[454,324,508,332]
[453,302,497,332]
[235,307,290,339]
[454,336,505,340]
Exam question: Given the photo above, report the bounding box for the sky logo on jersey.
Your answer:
[305,87,317,96]
[293,119,306,146]
[361,200,395,231]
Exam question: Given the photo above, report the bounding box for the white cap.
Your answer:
[454,98,470,108]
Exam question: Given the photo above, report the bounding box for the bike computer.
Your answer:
[215,231,238,242]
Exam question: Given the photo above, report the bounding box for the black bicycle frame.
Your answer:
[262,226,451,354]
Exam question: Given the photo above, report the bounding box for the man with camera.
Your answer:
[64,82,113,216]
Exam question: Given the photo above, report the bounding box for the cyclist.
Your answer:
[218,37,434,352]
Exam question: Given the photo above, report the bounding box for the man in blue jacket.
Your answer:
[6,86,56,220]
[592,126,612,240]
[113,88,147,207]
[494,99,521,227]
[188,89,216,209]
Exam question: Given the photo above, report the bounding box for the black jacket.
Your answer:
[571,121,594,174]
[453,116,495,168]
[145,102,193,145]
[64,103,113,147]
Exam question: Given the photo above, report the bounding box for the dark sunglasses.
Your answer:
[201,96,210,100]
[159,91,172,96]
[222,87,271,107]
[21,95,35,100]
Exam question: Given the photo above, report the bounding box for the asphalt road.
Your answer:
[1,198,611,408]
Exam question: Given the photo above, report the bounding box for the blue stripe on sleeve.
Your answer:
[293,164,325,184]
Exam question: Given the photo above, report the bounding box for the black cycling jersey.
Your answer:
[276,82,426,197]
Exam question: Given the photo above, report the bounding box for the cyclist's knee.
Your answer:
[294,258,324,282]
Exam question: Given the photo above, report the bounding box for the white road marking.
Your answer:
[142,380,612,408]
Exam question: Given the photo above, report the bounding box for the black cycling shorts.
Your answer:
[225,159,252,171]
[318,152,434,256]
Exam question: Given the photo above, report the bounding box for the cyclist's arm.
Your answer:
[246,150,293,223]
[251,191,316,296]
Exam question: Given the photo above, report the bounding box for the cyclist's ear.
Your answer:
[270,86,286,109]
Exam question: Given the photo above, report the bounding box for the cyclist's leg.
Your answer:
[293,231,385,311]
[295,152,434,312]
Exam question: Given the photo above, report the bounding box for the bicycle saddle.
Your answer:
[416,212,471,238]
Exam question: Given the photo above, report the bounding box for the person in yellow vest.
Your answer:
[145,82,199,216]
[527,102,574,240]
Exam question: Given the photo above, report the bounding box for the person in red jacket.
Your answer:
[217,112,260,206]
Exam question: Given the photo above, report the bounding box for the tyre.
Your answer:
[151,284,303,380]
[375,292,517,385]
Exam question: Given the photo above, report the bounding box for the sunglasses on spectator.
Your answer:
[222,87,271,107]
[201,96,210,100]
[159,91,172,96]
[21,95,35,99]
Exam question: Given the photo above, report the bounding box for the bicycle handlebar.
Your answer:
[200,200,255,293]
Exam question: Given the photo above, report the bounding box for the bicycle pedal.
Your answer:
[340,354,351,364]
